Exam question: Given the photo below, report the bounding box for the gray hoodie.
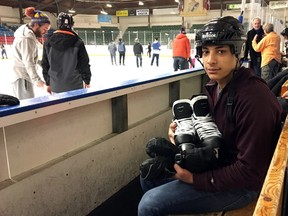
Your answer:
[11,24,42,84]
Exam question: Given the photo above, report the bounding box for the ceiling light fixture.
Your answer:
[106,3,112,8]
[100,9,108,15]
[68,8,75,13]
[68,0,76,13]
[139,1,144,6]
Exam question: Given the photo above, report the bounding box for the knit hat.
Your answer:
[135,38,139,42]
[181,27,186,34]
[25,7,51,26]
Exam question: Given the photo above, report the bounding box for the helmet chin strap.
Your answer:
[195,55,204,68]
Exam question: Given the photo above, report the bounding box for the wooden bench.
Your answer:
[253,116,288,216]
[171,116,288,216]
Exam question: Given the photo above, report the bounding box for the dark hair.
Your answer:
[195,16,246,58]
[181,27,186,34]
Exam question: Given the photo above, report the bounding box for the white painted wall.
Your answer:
[0,71,204,215]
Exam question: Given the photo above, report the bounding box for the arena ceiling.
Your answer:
[0,0,282,16]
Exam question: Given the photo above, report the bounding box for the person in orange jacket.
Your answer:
[172,27,191,71]
[252,23,281,82]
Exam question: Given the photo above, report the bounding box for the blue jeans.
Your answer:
[250,57,261,77]
[138,177,259,216]
[151,54,159,66]
[136,54,142,67]
[119,51,125,65]
[173,57,189,71]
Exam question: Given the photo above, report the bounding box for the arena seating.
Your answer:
[0,24,15,44]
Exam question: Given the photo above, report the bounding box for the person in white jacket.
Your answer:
[11,7,51,100]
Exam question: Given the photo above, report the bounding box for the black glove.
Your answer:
[0,94,20,106]
[139,137,179,181]
[140,156,176,180]
[146,137,179,158]
[175,142,220,173]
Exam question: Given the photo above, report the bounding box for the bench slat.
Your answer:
[253,117,288,216]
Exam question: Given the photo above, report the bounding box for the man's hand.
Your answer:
[46,85,51,94]
[253,34,258,41]
[36,80,45,88]
[168,122,177,144]
[174,164,193,184]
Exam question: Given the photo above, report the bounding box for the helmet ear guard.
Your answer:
[195,16,246,59]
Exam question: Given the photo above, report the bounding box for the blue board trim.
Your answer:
[0,68,203,117]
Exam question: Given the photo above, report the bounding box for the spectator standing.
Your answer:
[133,38,143,68]
[1,43,7,59]
[118,38,126,66]
[243,17,264,77]
[138,16,282,216]
[252,23,281,82]
[151,37,161,67]
[108,41,117,65]
[147,42,151,58]
[172,27,191,71]
[41,12,91,94]
[280,28,288,67]
[11,7,51,100]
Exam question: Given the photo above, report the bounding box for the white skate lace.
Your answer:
[174,117,195,136]
[192,115,221,140]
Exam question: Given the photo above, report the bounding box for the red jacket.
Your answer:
[193,67,282,192]
[172,33,191,59]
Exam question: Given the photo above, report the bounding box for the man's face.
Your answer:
[202,45,237,86]
[34,23,51,37]
[253,18,261,30]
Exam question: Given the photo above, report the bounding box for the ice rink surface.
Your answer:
[0,45,200,98]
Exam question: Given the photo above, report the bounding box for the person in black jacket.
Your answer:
[147,42,151,58]
[133,38,143,68]
[243,17,264,77]
[42,12,91,94]
[281,28,288,67]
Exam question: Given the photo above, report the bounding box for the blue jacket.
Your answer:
[118,41,126,52]
[152,40,161,51]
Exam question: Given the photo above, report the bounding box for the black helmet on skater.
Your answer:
[195,16,246,58]
[57,12,74,30]
[280,28,288,37]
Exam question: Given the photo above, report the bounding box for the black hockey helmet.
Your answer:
[281,28,288,37]
[57,12,74,30]
[195,16,246,58]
